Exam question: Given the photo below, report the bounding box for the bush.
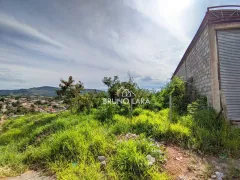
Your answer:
[118,103,131,116]
[132,108,143,116]
[159,77,189,114]
[94,104,118,123]
[187,96,208,115]
[110,114,131,135]
[183,108,240,156]
[168,123,191,144]
[193,108,221,131]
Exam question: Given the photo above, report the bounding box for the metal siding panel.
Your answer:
[217,29,240,121]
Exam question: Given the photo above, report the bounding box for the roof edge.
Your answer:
[172,6,240,79]
[172,12,208,78]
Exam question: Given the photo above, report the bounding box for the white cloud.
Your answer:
[0,0,208,90]
[125,0,192,43]
[0,13,65,48]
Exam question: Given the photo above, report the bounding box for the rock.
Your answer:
[125,133,138,139]
[98,156,106,162]
[215,172,224,180]
[101,160,106,166]
[146,155,155,165]
[100,160,107,170]
[176,157,183,161]
[211,174,217,179]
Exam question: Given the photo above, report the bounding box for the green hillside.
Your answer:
[0,86,103,97]
[0,108,239,179]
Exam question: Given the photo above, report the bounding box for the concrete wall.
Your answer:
[175,27,212,104]
[175,22,240,121]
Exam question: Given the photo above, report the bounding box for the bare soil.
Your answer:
[163,144,240,180]
[163,145,208,180]
[0,171,55,180]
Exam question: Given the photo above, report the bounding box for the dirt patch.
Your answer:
[0,171,55,180]
[163,145,209,180]
[0,115,7,126]
[163,145,240,180]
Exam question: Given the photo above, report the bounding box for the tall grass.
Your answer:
[0,107,239,179]
[110,108,240,156]
[0,111,169,179]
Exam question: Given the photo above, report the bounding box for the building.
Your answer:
[173,5,240,124]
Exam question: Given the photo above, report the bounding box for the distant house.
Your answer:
[173,5,240,125]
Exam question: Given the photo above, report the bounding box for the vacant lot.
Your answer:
[0,108,239,179]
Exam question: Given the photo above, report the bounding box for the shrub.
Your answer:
[187,96,208,115]
[187,108,240,156]
[132,108,143,116]
[121,103,132,116]
[159,77,189,114]
[168,123,191,144]
[94,104,118,123]
[110,114,131,135]
[221,125,240,156]
[193,108,221,131]
[190,108,221,153]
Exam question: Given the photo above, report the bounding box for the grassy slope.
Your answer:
[0,109,239,179]
[0,111,168,179]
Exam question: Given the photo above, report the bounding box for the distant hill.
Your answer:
[0,86,104,97]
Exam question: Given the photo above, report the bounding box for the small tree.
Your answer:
[56,76,75,101]
[102,76,121,99]
[102,74,138,100]
[57,76,84,112]
[56,76,84,103]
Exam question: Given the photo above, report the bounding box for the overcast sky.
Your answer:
[0,0,239,90]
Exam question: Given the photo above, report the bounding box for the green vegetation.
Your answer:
[0,112,168,179]
[0,76,240,179]
[1,107,239,179]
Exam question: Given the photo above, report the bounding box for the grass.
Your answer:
[0,108,239,179]
[0,111,168,179]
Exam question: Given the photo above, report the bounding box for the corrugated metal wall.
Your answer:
[217,29,240,121]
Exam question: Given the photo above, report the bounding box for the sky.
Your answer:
[0,0,239,90]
